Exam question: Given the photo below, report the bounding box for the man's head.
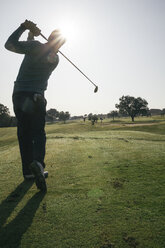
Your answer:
[48,29,61,42]
[48,30,66,52]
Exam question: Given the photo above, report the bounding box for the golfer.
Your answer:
[5,20,65,191]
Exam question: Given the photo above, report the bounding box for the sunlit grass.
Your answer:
[0,117,165,247]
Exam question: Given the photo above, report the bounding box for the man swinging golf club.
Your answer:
[5,20,65,191]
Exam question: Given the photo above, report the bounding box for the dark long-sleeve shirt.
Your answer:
[5,26,59,95]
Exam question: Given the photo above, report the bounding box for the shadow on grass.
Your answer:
[0,180,46,248]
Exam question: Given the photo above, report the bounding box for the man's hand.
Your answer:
[27,31,34,41]
[21,20,41,37]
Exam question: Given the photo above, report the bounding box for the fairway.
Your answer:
[0,118,165,248]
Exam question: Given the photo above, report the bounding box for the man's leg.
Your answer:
[31,96,46,167]
[17,120,33,176]
[13,94,33,176]
[29,95,47,191]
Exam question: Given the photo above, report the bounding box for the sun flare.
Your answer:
[58,21,77,43]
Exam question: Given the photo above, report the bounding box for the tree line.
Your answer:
[0,104,70,127]
[0,104,17,127]
[46,109,70,123]
[81,96,165,124]
[0,95,164,127]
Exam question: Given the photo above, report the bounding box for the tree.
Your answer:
[141,107,150,117]
[58,111,70,123]
[100,117,103,123]
[107,110,118,121]
[115,95,148,122]
[88,113,98,125]
[83,114,87,122]
[9,116,17,127]
[91,114,98,125]
[161,108,165,117]
[88,113,93,121]
[99,115,104,123]
[46,108,59,122]
[0,104,11,127]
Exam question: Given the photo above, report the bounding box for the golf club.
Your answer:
[40,33,99,93]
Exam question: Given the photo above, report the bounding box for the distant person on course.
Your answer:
[5,20,65,191]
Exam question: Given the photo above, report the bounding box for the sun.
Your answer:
[58,21,77,43]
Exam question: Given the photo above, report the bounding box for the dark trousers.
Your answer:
[13,92,46,176]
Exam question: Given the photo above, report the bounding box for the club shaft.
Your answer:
[58,50,97,88]
[40,33,97,88]
[40,33,48,41]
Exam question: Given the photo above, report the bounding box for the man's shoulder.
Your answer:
[27,40,42,47]
[26,40,45,55]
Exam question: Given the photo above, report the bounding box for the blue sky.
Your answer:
[1,0,165,116]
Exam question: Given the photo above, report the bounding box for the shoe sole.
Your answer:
[44,171,48,179]
[30,162,47,191]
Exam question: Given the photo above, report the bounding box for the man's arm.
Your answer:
[5,25,27,53]
[5,21,41,54]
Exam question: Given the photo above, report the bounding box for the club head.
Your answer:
[94,86,98,93]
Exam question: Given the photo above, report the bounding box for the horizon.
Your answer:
[3,102,165,118]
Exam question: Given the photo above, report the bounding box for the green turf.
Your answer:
[0,117,165,247]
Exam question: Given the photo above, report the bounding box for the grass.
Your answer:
[0,116,165,247]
